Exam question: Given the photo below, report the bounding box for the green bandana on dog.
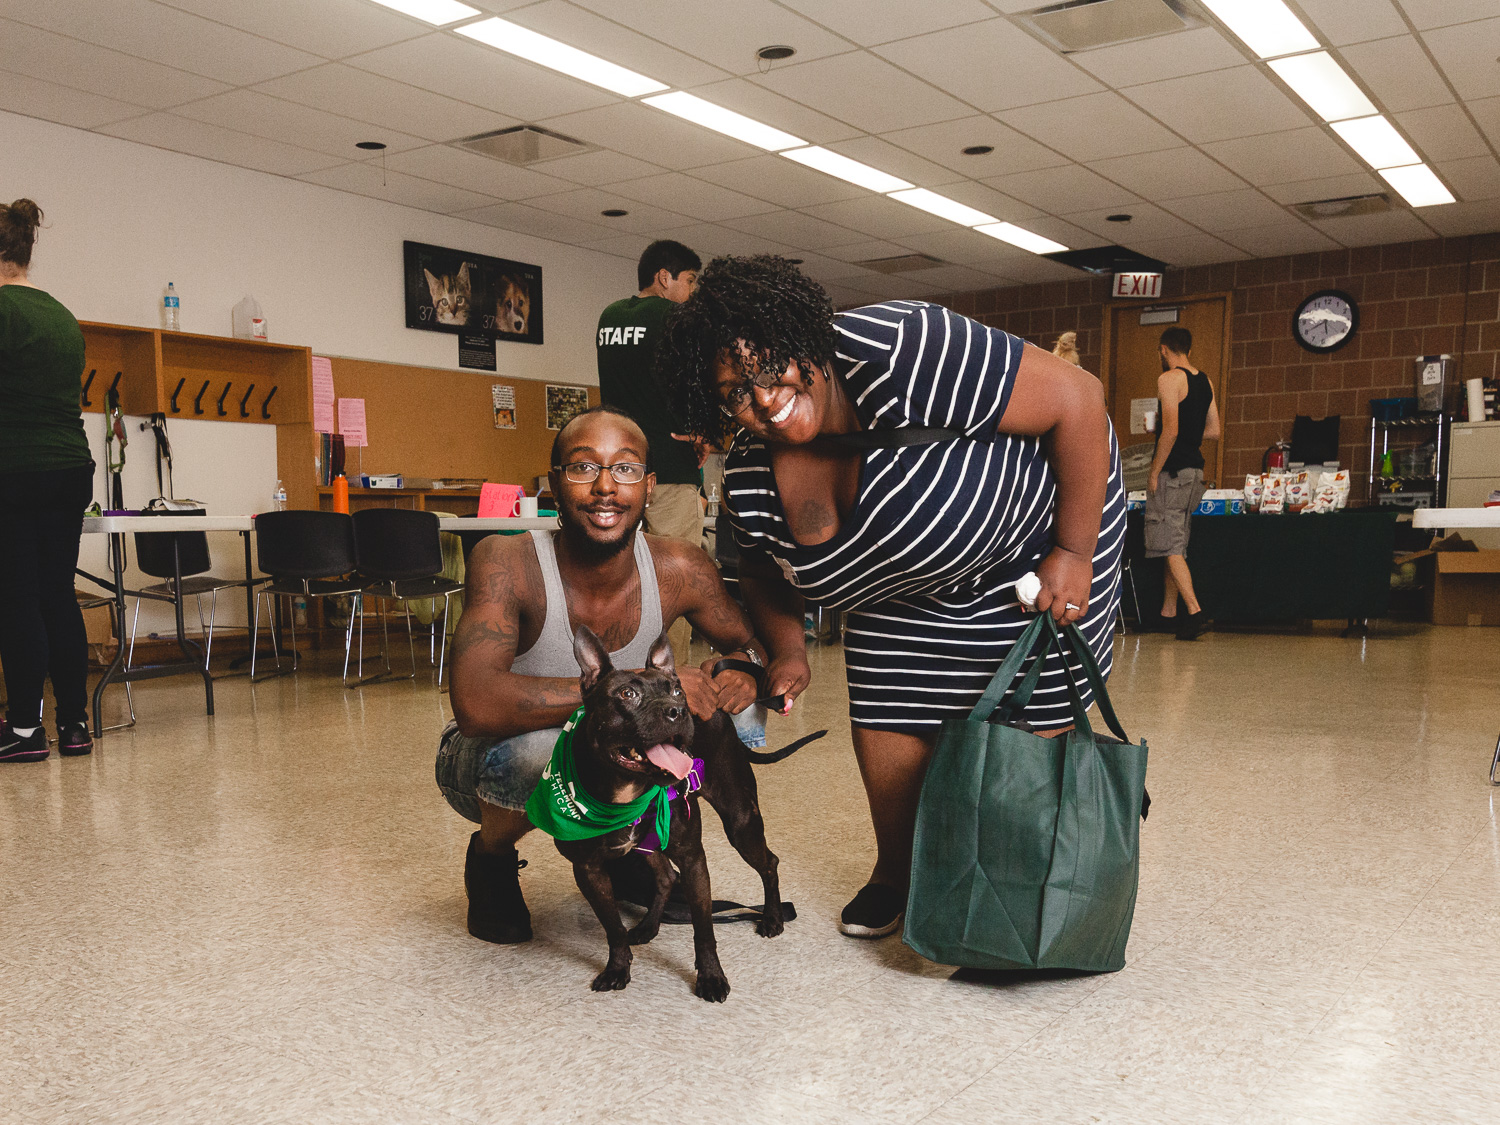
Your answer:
[525,707,672,845]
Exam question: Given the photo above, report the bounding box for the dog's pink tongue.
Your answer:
[644,743,693,780]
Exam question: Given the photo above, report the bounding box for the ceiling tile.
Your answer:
[720,210,866,249]
[878,116,1069,178]
[1395,103,1491,162]
[1224,222,1340,257]
[1018,215,1109,251]
[454,200,614,243]
[1085,147,1247,198]
[818,238,914,262]
[385,145,579,200]
[651,223,797,258]
[689,156,867,209]
[567,0,853,75]
[1159,189,1292,232]
[1398,1,1500,31]
[1416,197,1500,237]
[799,195,958,239]
[1125,66,1311,144]
[822,136,966,189]
[1422,17,1500,101]
[873,18,1102,112]
[505,0,728,89]
[302,161,502,214]
[784,252,881,282]
[172,90,430,160]
[825,281,882,309]
[0,0,322,86]
[576,232,656,261]
[913,263,1024,293]
[346,33,616,122]
[1311,208,1437,247]
[927,181,1043,222]
[1070,27,1248,88]
[0,67,146,129]
[747,51,971,134]
[1296,0,1408,45]
[1064,203,1206,242]
[1203,128,1364,187]
[682,78,861,146]
[983,165,1139,213]
[1259,171,1386,205]
[100,112,346,177]
[1471,96,1500,151]
[838,273,938,300]
[604,172,781,222]
[1125,232,1247,267]
[1437,156,1500,201]
[889,228,1041,268]
[777,0,994,47]
[539,102,761,171]
[984,255,1087,284]
[0,18,228,109]
[998,93,1182,163]
[1342,36,1456,113]
[154,0,426,59]
[523,187,693,233]
[255,64,520,143]
[532,149,667,187]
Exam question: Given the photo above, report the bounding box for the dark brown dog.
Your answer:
[557,626,791,1002]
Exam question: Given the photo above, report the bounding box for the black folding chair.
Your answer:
[127,526,263,674]
[250,511,367,685]
[351,508,463,686]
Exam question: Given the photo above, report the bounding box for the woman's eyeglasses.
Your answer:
[719,368,784,418]
[554,461,648,484]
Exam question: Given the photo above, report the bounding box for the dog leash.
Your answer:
[711,657,790,712]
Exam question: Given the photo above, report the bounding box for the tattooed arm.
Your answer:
[449,535,581,739]
[649,537,763,717]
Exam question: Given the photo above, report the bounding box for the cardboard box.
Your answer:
[1427,550,1500,626]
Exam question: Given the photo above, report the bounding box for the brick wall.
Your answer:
[938,232,1500,491]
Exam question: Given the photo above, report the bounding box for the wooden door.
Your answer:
[1104,295,1231,487]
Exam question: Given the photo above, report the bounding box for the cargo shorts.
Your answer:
[1144,467,1205,559]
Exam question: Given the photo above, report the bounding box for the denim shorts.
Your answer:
[435,706,768,823]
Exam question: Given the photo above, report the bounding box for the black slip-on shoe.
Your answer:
[839,883,905,938]
[0,723,48,764]
[464,833,532,944]
[1176,611,1212,641]
[57,722,93,757]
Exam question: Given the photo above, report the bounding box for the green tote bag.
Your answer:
[904,613,1149,973]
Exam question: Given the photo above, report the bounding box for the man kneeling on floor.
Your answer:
[436,405,768,943]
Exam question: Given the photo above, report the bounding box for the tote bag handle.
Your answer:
[967,613,1051,722]
[1037,615,1133,745]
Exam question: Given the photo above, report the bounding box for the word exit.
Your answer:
[1112,271,1163,299]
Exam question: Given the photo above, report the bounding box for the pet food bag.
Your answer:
[1244,474,1265,512]
[1262,474,1286,514]
[1286,471,1313,513]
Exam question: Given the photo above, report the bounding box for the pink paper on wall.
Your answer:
[336,398,369,448]
[478,483,525,518]
[312,356,335,434]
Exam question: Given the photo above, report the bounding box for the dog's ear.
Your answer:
[645,632,675,675]
[574,625,613,692]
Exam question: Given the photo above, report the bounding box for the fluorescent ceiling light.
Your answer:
[1331,115,1419,170]
[779,146,912,193]
[1198,0,1317,59]
[1269,51,1376,122]
[888,188,997,227]
[642,92,804,151]
[457,18,667,97]
[1379,163,1455,208]
[368,0,480,25]
[974,222,1069,255]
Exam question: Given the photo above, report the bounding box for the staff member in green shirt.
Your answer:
[596,239,703,659]
[0,199,96,762]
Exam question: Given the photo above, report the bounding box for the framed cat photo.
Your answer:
[402,240,544,345]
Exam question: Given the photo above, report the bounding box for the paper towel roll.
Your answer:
[1467,377,1485,422]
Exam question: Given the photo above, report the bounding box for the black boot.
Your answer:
[464,832,532,944]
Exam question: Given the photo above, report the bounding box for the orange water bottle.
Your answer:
[332,473,349,514]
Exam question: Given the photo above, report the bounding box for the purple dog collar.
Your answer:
[632,757,704,853]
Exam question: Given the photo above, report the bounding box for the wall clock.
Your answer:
[1293,289,1358,354]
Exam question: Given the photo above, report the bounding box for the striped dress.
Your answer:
[725,301,1125,733]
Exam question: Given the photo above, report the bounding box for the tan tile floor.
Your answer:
[3,623,1499,1123]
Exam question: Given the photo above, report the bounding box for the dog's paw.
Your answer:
[755,914,784,938]
[694,972,730,1003]
[626,921,660,946]
[591,966,631,992]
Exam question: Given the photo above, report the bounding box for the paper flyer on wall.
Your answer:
[491,384,516,429]
[312,356,335,433]
[337,397,369,448]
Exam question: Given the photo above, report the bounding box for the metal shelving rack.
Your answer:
[1367,411,1447,506]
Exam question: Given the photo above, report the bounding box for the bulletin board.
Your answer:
[325,357,596,487]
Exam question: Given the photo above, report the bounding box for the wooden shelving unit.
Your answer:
[314,485,483,514]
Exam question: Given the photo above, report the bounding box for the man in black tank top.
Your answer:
[1145,327,1221,640]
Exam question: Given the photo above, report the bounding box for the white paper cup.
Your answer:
[517,496,539,518]
[1467,377,1485,422]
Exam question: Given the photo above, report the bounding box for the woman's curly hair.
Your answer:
[657,255,839,446]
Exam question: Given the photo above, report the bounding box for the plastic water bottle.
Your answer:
[162,282,180,331]
[272,479,288,512]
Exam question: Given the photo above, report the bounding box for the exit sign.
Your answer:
[1112,271,1163,298]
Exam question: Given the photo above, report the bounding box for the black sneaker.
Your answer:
[57,722,93,757]
[0,723,48,764]
[1175,611,1212,641]
[464,832,532,944]
[839,883,905,938]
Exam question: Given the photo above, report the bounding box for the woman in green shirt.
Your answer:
[0,199,96,762]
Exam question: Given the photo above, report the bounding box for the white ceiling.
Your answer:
[3,0,1499,305]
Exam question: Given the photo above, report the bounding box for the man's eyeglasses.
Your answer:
[555,461,648,484]
[719,368,784,418]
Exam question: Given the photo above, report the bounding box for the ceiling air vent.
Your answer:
[1291,193,1394,220]
[853,252,945,274]
[453,125,597,166]
[1018,0,1201,53]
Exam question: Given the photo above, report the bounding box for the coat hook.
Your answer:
[170,377,186,413]
[239,382,255,418]
[216,381,233,417]
[261,385,278,420]
[81,368,97,407]
[193,379,210,415]
[107,371,123,399]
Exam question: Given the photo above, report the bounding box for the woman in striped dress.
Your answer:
[659,256,1124,938]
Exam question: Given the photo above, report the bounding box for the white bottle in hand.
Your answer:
[162,282,180,331]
